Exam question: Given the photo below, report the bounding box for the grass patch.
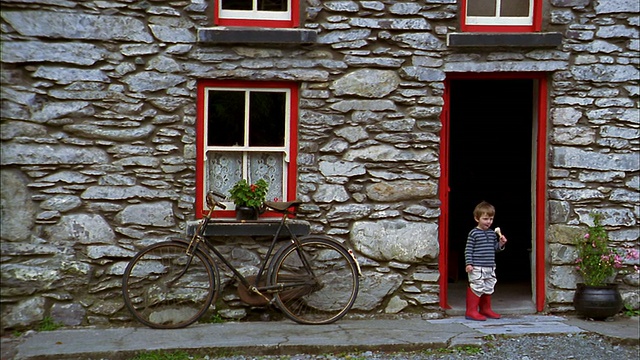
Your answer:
[624,305,640,317]
[129,350,202,360]
[334,355,367,360]
[37,316,63,332]
[420,345,483,356]
[199,312,225,324]
[456,345,482,354]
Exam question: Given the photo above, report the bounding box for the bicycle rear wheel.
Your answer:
[270,236,359,324]
[122,241,218,329]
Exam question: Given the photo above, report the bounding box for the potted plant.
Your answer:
[573,213,639,319]
[228,179,268,220]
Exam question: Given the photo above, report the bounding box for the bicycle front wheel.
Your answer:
[122,241,218,329]
[270,236,359,325]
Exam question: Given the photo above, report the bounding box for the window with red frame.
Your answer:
[215,0,299,28]
[196,80,299,217]
[461,0,541,32]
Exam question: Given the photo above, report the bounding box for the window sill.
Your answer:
[186,219,310,237]
[447,32,562,48]
[198,27,318,45]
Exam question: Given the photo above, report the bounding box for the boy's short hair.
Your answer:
[473,201,495,219]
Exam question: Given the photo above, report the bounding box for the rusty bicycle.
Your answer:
[122,191,360,329]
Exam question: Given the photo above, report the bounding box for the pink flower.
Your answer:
[584,233,590,239]
[613,255,623,269]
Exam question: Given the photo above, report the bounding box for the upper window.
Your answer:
[215,0,299,28]
[196,80,299,218]
[461,0,541,32]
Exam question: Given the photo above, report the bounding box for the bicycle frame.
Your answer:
[186,200,314,304]
[123,189,359,328]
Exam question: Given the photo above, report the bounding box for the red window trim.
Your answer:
[213,1,300,28]
[460,0,542,33]
[195,80,299,219]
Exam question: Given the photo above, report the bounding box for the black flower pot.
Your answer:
[573,283,623,320]
[235,206,258,221]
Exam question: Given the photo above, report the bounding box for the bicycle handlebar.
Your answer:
[206,191,227,210]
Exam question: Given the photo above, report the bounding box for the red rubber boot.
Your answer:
[479,294,501,319]
[465,287,487,321]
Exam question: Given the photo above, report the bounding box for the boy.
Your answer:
[464,201,507,321]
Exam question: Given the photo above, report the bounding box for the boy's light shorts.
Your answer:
[468,266,497,296]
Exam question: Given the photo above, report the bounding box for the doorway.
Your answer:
[441,76,538,314]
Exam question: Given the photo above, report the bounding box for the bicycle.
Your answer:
[122,191,361,329]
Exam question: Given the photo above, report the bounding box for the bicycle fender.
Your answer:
[347,248,362,277]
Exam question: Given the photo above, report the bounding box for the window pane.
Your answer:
[222,0,252,10]
[249,152,284,202]
[467,0,496,17]
[207,152,243,196]
[249,91,285,147]
[501,0,530,17]
[258,0,287,11]
[208,90,245,146]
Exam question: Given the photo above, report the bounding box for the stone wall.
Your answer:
[1,0,638,331]
[542,0,640,312]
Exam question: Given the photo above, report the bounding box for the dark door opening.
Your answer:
[447,79,534,300]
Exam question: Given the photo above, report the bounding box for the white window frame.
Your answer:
[466,0,534,26]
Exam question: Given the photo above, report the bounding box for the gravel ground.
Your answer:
[209,333,639,360]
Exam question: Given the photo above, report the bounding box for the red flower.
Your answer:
[229,179,269,208]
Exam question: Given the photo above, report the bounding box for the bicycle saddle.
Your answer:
[264,200,303,212]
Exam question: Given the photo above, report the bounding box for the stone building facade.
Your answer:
[1,0,638,331]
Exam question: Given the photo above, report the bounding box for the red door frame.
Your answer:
[438,72,548,312]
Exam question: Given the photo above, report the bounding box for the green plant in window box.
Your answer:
[229,178,269,210]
